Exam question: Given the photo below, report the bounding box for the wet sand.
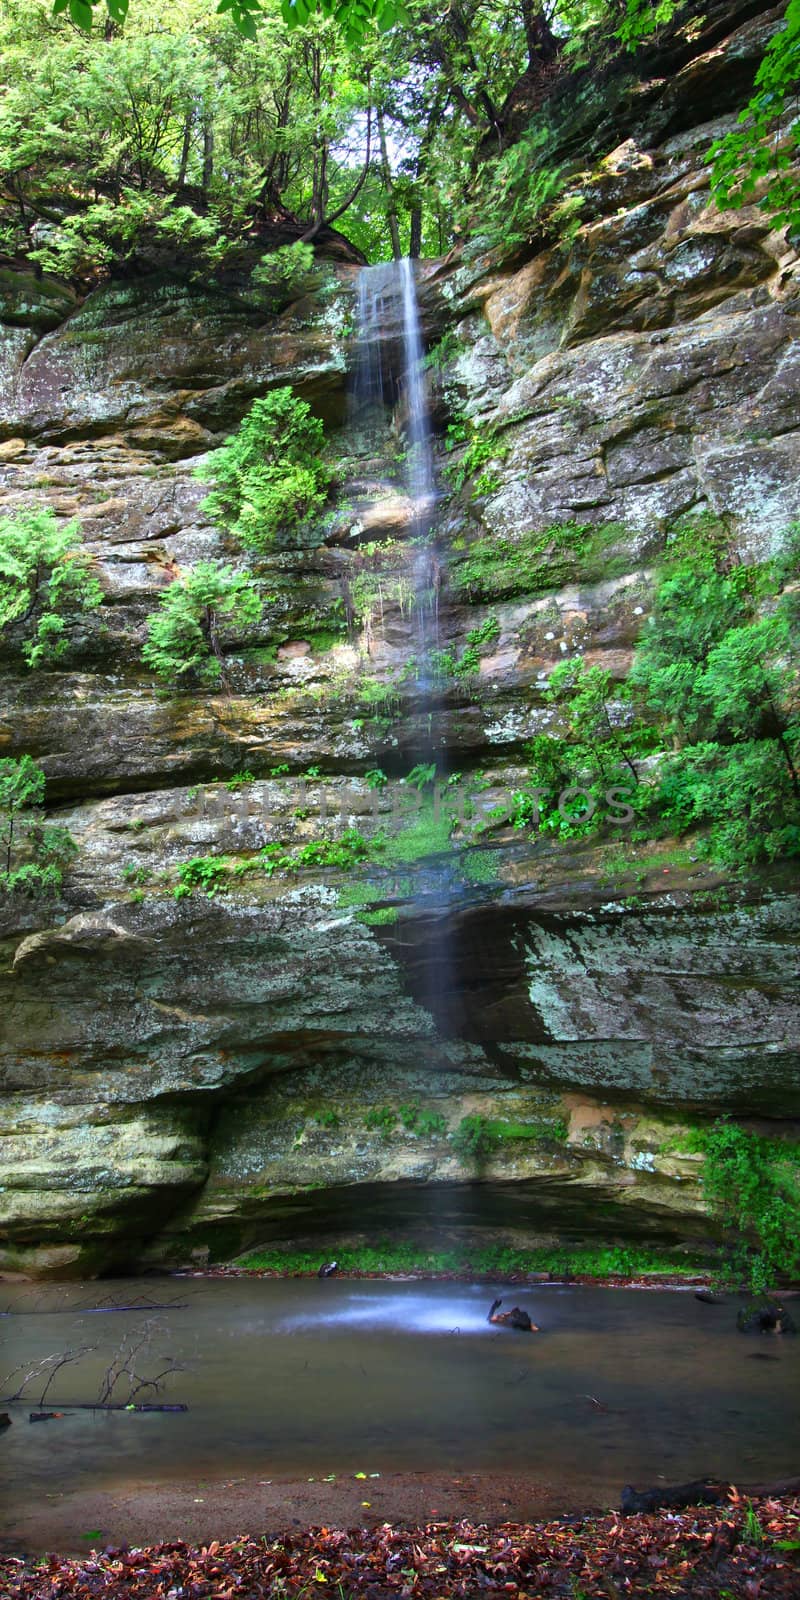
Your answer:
[0,1467,607,1556]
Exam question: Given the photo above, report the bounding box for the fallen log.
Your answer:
[622,1480,730,1515]
[621,1475,800,1515]
[3,1399,187,1413]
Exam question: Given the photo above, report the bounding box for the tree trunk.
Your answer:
[201,122,214,199]
[520,0,559,68]
[378,109,403,259]
[176,112,192,191]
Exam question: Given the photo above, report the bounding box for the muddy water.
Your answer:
[1,1278,797,1523]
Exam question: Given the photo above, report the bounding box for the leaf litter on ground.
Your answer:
[1,1493,799,1598]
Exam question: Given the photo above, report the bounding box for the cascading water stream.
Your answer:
[350,258,454,1032]
[351,259,439,663]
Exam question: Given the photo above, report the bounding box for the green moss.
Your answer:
[460,848,501,884]
[449,520,627,602]
[233,1241,710,1277]
[357,906,399,925]
[375,798,454,866]
[489,1117,569,1144]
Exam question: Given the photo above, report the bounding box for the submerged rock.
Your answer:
[737,1301,797,1335]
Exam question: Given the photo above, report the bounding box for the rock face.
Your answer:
[1,5,798,1276]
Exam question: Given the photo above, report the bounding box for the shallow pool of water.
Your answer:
[1,1277,797,1516]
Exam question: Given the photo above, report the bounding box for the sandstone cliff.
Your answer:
[0,1,797,1277]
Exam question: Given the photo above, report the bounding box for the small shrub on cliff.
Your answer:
[631,534,800,865]
[451,1114,499,1163]
[198,389,331,553]
[0,508,102,667]
[143,562,262,685]
[0,755,77,897]
[689,1119,800,1291]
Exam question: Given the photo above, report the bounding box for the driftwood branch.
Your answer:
[2,1345,97,1405]
[2,1314,185,1412]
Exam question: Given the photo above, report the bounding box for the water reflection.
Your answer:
[0,1277,797,1519]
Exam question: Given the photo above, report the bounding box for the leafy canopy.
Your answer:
[0,508,103,668]
[199,388,331,553]
[142,561,263,684]
[55,0,405,46]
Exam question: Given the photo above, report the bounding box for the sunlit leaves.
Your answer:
[709,0,800,235]
[53,0,405,43]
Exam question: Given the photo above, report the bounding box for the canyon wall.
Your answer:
[0,1,797,1276]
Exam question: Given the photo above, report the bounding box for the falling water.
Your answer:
[350,257,454,1032]
[398,257,435,508]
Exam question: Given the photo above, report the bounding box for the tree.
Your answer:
[709,0,800,238]
[199,387,331,552]
[142,561,263,684]
[0,508,103,667]
[0,754,77,896]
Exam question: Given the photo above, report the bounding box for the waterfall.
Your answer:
[351,258,438,668]
[398,257,434,508]
[350,258,454,1034]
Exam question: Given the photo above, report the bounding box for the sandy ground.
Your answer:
[0,1469,611,1557]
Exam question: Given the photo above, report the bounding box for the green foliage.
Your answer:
[364,1104,397,1135]
[257,827,372,878]
[235,1239,709,1276]
[689,1119,800,1291]
[505,660,646,843]
[48,0,405,55]
[226,770,256,790]
[142,562,262,685]
[364,768,388,790]
[349,542,416,639]
[443,423,508,496]
[617,0,679,48]
[460,847,501,884]
[451,1114,499,1163]
[450,521,620,602]
[0,508,102,667]
[742,1502,765,1547]
[251,241,316,298]
[475,124,569,253]
[374,796,454,866]
[398,1102,447,1136]
[432,617,500,681]
[631,533,800,866]
[501,525,800,865]
[0,754,77,896]
[709,0,800,237]
[313,1107,341,1130]
[122,862,153,885]
[199,390,330,554]
[174,855,231,898]
[404,762,436,790]
[491,1116,569,1144]
[3,0,796,278]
